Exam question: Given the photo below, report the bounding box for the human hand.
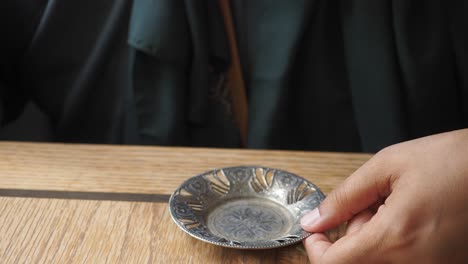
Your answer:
[301,129,468,263]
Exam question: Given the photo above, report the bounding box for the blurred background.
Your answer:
[0,102,51,141]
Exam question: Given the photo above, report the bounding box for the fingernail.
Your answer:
[301,208,320,228]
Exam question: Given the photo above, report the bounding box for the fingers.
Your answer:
[302,149,398,232]
[304,214,385,264]
[303,233,332,262]
[345,209,373,235]
[304,210,374,263]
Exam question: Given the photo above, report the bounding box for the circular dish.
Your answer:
[169,166,325,249]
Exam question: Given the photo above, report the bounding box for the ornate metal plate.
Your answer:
[169,166,325,249]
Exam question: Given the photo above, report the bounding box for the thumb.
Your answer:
[302,150,397,232]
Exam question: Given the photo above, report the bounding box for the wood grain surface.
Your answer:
[0,142,371,195]
[0,142,372,263]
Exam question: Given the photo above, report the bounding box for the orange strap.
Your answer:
[218,0,249,147]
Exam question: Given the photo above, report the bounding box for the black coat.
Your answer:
[1,0,467,152]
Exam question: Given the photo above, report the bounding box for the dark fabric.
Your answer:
[127,0,239,147]
[2,0,133,143]
[0,0,48,124]
[232,1,361,150]
[1,0,467,152]
[341,1,465,151]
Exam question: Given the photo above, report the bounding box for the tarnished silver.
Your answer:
[169,166,325,249]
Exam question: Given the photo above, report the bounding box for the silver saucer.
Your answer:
[169,166,325,249]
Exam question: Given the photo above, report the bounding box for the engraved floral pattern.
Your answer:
[211,206,284,241]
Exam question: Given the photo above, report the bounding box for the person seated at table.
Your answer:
[1,1,467,262]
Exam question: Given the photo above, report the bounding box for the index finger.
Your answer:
[302,148,400,232]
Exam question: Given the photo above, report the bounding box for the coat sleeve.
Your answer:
[448,0,468,125]
[0,0,49,125]
[0,82,4,125]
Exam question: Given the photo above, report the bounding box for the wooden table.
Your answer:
[0,142,371,263]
